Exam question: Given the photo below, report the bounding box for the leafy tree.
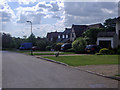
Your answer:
[54,43,63,51]
[104,18,116,32]
[2,33,13,48]
[27,33,36,46]
[82,28,105,44]
[36,38,52,51]
[72,37,87,53]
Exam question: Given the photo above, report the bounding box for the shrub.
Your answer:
[54,43,63,51]
[99,48,115,55]
[72,37,87,53]
[117,49,120,54]
[99,48,109,54]
[65,48,75,52]
[46,46,52,51]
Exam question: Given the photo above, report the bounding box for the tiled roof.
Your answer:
[47,32,62,38]
[62,28,71,35]
[72,24,88,37]
[61,38,70,43]
[88,23,104,29]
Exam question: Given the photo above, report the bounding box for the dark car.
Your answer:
[85,45,102,54]
[32,46,39,51]
[61,43,72,51]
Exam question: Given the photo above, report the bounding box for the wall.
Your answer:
[116,20,120,46]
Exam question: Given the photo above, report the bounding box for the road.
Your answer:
[2,51,118,88]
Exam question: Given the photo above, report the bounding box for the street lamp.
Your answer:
[26,21,33,55]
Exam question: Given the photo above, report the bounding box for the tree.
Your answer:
[27,33,36,46]
[36,38,52,51]
[2,33,13,48]
[72,37,87,53]
[82,28,105,44]
[104,18,116,32]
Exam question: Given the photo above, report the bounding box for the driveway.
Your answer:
[2,51,118,88]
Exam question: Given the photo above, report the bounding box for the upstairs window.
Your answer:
[58,35,60,39]
[63,35,65,38]
[66,35,68,38]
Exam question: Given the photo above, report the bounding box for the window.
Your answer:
[51,38,53,41]
[72,33,74,37]
[58,35,60,39]
[66,35,68,38]
[63,35,65,38]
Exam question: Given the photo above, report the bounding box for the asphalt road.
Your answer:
[2,51,118,88]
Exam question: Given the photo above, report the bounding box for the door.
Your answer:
[99,40,111,48]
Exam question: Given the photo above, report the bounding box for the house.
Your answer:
[46,31,62,42]
[116,17,120,47]
[70,23,104,42]
[97,17,120,48]
[57,28,72,43]
[88,23,104,29]
[97,32,117,48]
[47,23,104,43]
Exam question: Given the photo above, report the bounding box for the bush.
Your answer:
[54,43,63,51]
[72,37,87,53]
[65,48,75,52]
[46,46,52,51]
[117,49,120,54]
[99,48,115,55]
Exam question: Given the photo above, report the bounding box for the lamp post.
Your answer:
[26,21,33,55]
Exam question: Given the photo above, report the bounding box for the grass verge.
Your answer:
[43,55,119,66]
[29,52,75,55]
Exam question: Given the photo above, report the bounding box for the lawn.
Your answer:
[43,55,119,66]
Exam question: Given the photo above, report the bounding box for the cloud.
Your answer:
[51,15,61,19]
[38,2,51,9]
[50,1,60,12]
[64,2,118,26]
[1,11,11,22]
[17,14,27,23]
[17,12,45,24]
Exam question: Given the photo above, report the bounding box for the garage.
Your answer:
[99,40,111,48]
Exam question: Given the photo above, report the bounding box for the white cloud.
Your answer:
[0,1,16,22]
[101,8,113,14]
[64,2,118,26]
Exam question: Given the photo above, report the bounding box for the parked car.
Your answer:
[32,46,39,51]
[85,45,102,54]
[19,42,32,50]
[61,43,72,51]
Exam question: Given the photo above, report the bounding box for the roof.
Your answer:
[62,28,71,35]
[72,24,88,37]
[61,38,70,43]
[88,23,104,29]
[56,38,62,42]
[97,32,116,37]
[116,16,120,22]
[47,32,62,38]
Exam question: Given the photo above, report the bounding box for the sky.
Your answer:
[0,0,119,38]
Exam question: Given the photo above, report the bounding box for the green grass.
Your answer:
[115,74,120,77]
[43,55,119,66]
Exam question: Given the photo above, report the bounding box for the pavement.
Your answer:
[2,51,119,88]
